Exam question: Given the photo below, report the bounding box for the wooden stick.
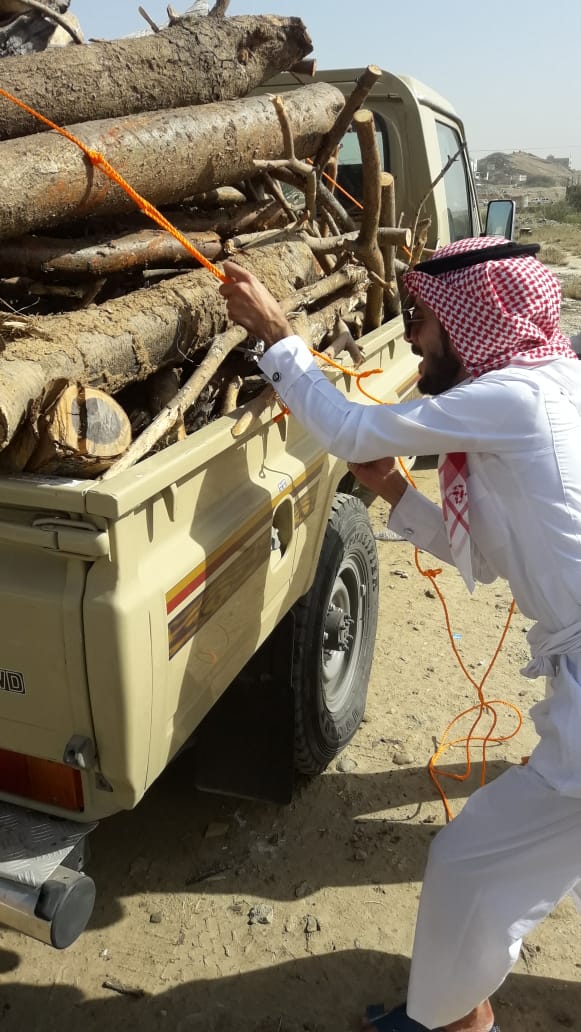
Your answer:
[231,384,276,438]
[316,65,382,174]
[100,324,247,479]
[225,224,299,253]
[221,375,244,416]
[410,217,431,266]
[352,109,385,332]
[317,179,356,233]
[255,166,355,234]
[321,315,364,367]
[14,0,84,43]
[138,6,160,32]
[290,58,317,77]
[226,225,410,258]
[314,226,411,253]
[262,172,297,222]
[271,94,317,219]
[379,171,400,319]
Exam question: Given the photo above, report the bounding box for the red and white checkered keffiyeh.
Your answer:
[403,235,576,376]
[404,236,577,590]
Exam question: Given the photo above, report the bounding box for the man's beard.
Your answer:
[415,333,463,395]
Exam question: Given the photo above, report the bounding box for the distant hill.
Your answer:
[477,151,579,187]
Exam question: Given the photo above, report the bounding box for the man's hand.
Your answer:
[219,261,294,347]
[348,457,409,508]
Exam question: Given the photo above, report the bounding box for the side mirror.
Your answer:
[484,199,515,240]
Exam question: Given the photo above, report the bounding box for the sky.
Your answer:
[74,0,581,167]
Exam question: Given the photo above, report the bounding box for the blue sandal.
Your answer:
[366,1002,501,1031]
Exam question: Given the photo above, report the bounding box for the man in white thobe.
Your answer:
[220,237,581,1032]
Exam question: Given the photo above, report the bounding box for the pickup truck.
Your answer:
[0,65,509,948]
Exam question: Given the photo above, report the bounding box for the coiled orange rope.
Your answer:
[1,88,520,818]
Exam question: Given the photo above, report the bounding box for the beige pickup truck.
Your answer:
[0,66,510,947]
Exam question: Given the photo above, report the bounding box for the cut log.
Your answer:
[31,382,132,473]
[0,14,313,139]
[0,380,132,475]
[0,83,345,239]
[0,240,320,449]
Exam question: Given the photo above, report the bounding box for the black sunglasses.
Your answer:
[402,305,423,336]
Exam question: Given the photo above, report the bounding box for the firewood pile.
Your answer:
[0,1,410,479]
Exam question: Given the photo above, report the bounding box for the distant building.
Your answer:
[546,155,571,169]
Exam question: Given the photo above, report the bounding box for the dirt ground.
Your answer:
[1,289,581,1032]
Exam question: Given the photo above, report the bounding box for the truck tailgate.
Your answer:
[0,511,99,816]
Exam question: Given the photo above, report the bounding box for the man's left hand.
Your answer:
[348,457,409,508]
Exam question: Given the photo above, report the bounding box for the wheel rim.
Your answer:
[321,554,367,714]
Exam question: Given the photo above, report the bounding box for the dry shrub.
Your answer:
[562,277,581,300]
[539,244,569,266]
[531,222,581,254]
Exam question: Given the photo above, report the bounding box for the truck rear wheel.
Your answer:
[292,493,379,775]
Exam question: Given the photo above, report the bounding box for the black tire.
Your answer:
[292,492,379,774]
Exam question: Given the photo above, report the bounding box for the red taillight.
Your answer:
[0,748,83,811]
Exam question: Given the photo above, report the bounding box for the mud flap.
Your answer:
[193,611,296,805]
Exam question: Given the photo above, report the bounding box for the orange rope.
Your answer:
[0,87,227,283]
[320,167,363,211]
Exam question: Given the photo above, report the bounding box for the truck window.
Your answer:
[336,112,391,210]
[436,121,472,241]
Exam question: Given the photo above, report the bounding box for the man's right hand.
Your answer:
[219,261,294,347]
[348,457,409,508]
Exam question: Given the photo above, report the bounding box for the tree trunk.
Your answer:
[0,14,312,139]
[0,241,319,448]
[0,83,344,238]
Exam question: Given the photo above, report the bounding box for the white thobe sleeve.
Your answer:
[258,335,541,460]
[388,486,452,563]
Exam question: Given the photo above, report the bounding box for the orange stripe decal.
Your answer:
[165,457,325,657]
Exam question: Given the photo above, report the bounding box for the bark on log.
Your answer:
[0,84,344,239]
[0,14,313,139]
[0,241,319,448]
